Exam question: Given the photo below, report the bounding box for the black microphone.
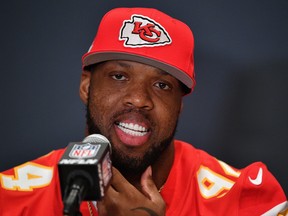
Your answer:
[58,134,112,216]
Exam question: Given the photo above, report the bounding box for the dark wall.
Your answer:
[1,0,287,195]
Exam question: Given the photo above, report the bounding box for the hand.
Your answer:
[97,166,166,216]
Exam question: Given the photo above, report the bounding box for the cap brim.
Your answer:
[83,52,193,89]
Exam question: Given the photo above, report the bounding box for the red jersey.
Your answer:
[0,140,287,215]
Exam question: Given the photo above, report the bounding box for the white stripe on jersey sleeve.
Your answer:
[261,201,288,216]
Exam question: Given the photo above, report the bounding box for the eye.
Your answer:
[154,81,171,90]
[111,73,127,81]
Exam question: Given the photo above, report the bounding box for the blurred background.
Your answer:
[1,0,287,195]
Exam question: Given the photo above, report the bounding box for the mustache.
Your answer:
[112,107,154,125]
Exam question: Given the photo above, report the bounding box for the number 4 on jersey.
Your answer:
[197,160,241,199]
[0,162,53,191]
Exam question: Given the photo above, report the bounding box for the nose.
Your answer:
[122,82,154,110]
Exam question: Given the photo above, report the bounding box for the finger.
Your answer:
[104,183,118,197]
[140,166,160,201]
[97,185,118,214]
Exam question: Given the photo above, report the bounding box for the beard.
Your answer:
[86,98,178,177]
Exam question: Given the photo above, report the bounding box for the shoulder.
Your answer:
[174,140,230,171]
[174,140,287,214]
[237,162,287,215]
[0,149,65,215]
[1,148,65,175]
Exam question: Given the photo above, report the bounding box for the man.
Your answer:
[0,7,287,216]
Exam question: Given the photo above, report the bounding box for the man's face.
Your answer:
[80,60,184,176]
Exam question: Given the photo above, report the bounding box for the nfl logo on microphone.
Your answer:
[69,143,100,158]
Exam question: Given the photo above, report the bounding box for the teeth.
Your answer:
[117,122,148,136]
[119,122,147,132]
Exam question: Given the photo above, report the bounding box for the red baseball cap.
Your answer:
[82,7,195,92]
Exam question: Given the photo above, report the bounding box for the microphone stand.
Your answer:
[63,177,89,216]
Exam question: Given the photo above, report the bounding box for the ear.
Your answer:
[180,100,184,113]
[79,70,91,105]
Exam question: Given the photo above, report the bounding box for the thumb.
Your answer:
[140,166,160,201]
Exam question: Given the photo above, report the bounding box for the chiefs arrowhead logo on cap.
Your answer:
[119,14,172,47]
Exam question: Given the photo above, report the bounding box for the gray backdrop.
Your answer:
[1,0,287,195]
